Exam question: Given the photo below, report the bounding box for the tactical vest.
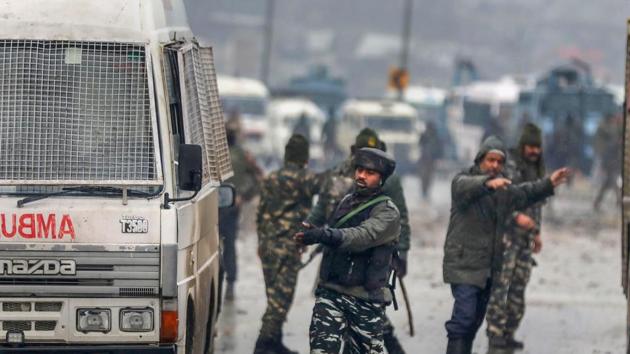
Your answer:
[319,194,396,290]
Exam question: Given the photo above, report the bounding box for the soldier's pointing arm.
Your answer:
[452,173,492,210]
[508,178,554,211]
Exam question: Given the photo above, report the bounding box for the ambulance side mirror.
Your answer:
[218,184,236,209]
[178,144,203,192]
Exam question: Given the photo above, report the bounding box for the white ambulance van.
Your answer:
[0,1,233,353]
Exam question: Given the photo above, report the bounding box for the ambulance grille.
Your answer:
[34,321,57,331]
[3,321,31,331]
[34,302,62,312]
[0,248,159,297]
[2,302,30,312]
[0,301,62,313]
[119,287,157,297]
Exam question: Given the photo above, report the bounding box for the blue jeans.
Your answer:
[445,281,492,340]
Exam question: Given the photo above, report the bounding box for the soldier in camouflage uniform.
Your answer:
[220,116,263,300]
[295,148,401,354]
[254,134,322,354]
[306,128,411,354]
[486,123,546,350]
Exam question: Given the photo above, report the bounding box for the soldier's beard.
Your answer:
[525,153,540,163]
[355,181,380,196]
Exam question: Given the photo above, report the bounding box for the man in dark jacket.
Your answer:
[295,148,401,354]
[485,123,546,349]
[442,136,569,354]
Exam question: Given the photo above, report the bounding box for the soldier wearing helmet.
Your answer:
[295,147,401,354]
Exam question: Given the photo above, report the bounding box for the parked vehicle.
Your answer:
[337,99,422,172]
[217,75,273,162]
[390,85,457,161]
[268,97,326,168]
[444,76,523,163]
[516,60,617,174]
[0,1,233,353]
[271,65,348,113]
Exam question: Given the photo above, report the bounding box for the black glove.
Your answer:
[302,228,343,247]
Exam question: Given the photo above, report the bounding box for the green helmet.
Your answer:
[352,128,381,151]
[354,147,396,182]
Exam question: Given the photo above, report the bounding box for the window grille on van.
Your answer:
[180,44,233,185]
[0,40,161,186]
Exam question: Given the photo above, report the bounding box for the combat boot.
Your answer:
[446,338,468,354]
[504,336,524,350]
[274,341,299,354]
[488,335,510,349]
[253,337,274,354]
[383,331,405,354]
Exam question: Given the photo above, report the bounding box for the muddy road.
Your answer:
[214,175,625,354]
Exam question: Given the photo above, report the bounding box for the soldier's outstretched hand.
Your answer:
[485,178,511,190]
[294,228,342,247]
[550,167,571,187]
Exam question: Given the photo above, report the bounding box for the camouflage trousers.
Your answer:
[310,287,386,354]
[257,246,301,341]
[486,230,535,338]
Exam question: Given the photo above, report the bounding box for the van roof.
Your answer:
[341,99,417,118]
[0,0,192,42]
[269,98,326,121]
[217,75,270,98]
[453,76,521,104]
[387,86,447,106]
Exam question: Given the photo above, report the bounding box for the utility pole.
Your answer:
[261,0,275,86]
[398,0,413,100]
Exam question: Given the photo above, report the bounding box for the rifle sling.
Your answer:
[333,195,391,228]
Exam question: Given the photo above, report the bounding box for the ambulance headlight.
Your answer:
[120,308,153,332]
[77,309,111,333]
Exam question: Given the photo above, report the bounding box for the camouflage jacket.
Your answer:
[256,162,322,252]
[505,148,544,232]
[227,145,262,202]
[306,157,411,254]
